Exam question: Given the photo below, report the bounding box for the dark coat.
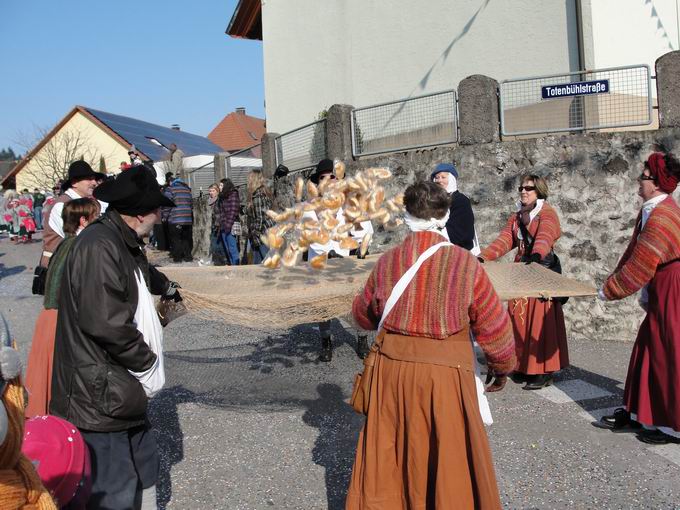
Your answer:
[50,210,170,432]
[446,191,475,250]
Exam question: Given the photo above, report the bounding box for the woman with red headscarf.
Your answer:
[596,152,680,445]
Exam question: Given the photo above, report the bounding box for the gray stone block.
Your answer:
[656,51,680,128]
[458,74,500,145]
[261,132,280,178]
[325,104,354,161]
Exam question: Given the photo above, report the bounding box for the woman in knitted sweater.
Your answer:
[597,152,680,445]
[347,181,515,510]
[479,174,568,390]
[25,198,100,418]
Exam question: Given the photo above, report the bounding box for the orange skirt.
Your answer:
[346,332,502,510]
[508,297,568,375]
[25,308,58,418]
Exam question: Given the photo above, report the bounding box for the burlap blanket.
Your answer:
[160,257,596,330]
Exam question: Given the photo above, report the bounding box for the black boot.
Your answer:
[356,335,369,359]
[319,336,332,362]
[522,373,553,390]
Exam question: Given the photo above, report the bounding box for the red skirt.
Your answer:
[508,297,569,375]
[624,260,680,432]
[25,308,58,418]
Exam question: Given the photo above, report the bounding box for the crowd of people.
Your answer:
[2,148,679,509]
[0,187,49,243]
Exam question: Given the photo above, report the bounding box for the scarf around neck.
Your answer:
[404,211,450,240]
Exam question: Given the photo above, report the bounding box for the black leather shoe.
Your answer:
[319,336,332,362]
[522,374,553,390]
[356,335,369,359]
[510,372,528,384]
[636,429,680,445]
[592,408,641,431]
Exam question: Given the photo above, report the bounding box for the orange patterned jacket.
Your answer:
[604,195,680,300]
[352,231,516,374]
[480,201,562,262]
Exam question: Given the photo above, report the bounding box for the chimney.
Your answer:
[171,124,181,131]
[235,107,246,115]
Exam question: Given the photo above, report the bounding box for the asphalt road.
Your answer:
[1,233,679,509]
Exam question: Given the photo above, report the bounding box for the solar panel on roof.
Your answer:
[84,108,223,162]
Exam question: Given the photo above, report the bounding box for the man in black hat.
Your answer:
[50,165,180,509]
[40,160,105,267]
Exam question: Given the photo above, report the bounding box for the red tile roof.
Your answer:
[207,109,266,154]
[226,0,262,40]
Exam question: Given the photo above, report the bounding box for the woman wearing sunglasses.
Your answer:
[478,174,568,390]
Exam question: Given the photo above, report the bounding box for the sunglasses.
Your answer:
[518,185,536,192]
[638,174,655,181]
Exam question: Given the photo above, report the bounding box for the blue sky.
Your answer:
[0,0,264,154]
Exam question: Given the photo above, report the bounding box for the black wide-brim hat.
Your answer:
[62,160,107,191]
[94,165,175,215]
[309,158,334,184]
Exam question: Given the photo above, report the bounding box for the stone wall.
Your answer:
[272,127,680,343]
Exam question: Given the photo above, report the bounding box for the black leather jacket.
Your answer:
[50,210,170,432]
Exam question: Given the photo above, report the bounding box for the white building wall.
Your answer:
[588,0,679,78]
[261,0,581,134]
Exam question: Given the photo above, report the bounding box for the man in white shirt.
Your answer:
[40,161,103,267]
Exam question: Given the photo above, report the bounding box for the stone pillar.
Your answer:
[214,153,226,182]
[261,132,279,178]
[325,104,354,161]
[656,51,680,128]
[457,74,500,145]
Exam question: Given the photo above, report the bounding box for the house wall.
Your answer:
[261,0,581,134]
[588,0,679,77]
[16,111,129,190]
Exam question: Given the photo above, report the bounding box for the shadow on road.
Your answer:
[302,383,362,510]
[148,385,195,510]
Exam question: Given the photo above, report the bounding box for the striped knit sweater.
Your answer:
[604,195,680,300]
[352,231,516,374]
[166,180,193,225]
[480,201,561,262]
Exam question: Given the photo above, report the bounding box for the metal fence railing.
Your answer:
[275,120,327,172]
[226,143,262,189]
[499,64,653,137]
[185,160,214,198]
[351,90,458,157]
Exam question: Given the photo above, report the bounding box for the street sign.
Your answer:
[541,79,609,100]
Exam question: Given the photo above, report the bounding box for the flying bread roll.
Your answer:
[263,251,282,269]
[360,233,372,257]
[282,245,298,267]
[334,160,346,180]
[310,253,327,269]
[295,177,305,202]
[340,237,360,250]
[307,181,319,198]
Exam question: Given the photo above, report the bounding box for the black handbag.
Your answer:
[518,215,569,305]
[32,265,47,296]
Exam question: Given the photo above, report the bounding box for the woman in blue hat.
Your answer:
[430,162,477,251]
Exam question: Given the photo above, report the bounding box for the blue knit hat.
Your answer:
[430,163,458,181]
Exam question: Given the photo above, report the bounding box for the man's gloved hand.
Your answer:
[524,253,542,265]
[162,281,183,302]
[328,250,344,259]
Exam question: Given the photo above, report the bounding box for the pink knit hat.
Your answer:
[22,415,92,508]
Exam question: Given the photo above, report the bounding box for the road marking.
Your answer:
[648,444,680,468]
[577,406,620,423]
[535,379,613,404]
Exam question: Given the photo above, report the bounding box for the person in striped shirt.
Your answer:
[165,176,194,262]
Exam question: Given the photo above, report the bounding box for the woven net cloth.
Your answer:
[159,258,596,330]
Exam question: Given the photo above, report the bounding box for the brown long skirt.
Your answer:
[508,297,568,375]
[346,332,502,510]
[25,308,58,418]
